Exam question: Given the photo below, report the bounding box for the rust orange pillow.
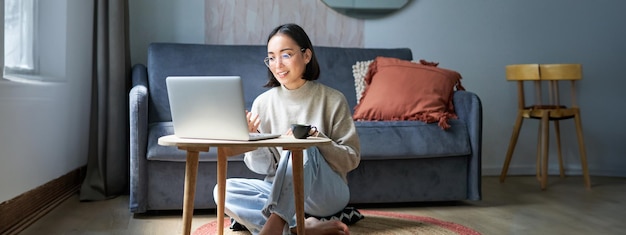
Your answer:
[352,56,464,129]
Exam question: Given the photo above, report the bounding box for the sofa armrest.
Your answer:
[129,64,149,213]
[453,90,483,200]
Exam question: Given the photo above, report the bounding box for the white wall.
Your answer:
[0,0,205,203]
[0,0,93,202]
[364,0,626,176]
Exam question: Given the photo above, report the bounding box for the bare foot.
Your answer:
[293,217,349,235]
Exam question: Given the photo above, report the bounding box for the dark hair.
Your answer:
[264,23,320,88]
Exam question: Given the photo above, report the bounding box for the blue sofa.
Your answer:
[129,43,482,213]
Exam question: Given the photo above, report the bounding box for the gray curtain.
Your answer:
[80,0,130,201]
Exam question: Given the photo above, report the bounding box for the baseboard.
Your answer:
[482,164,586,176]
[0,166,86,235]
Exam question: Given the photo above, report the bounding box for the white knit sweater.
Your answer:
[244,81,361,182]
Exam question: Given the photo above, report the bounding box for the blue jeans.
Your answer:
[214,147,350,235]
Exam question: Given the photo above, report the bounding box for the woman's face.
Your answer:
[266,34,311,90]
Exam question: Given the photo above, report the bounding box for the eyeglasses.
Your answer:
[264,48,306,67]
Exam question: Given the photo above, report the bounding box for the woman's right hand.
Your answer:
[245,110,261,133]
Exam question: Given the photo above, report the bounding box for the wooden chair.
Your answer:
[499,63,591,190]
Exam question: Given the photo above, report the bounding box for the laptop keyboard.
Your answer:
[249,133,280,140]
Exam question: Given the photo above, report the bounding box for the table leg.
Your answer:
[182,150,200,235]
[287,147,306,235]
[217,147,228,235]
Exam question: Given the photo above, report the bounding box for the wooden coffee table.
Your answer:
[158,135,332,235]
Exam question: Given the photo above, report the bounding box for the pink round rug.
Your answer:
[193,210,482,235]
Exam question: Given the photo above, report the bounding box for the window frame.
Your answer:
[4,0,38,75]
[1,0,5,78]
[3,0,48,83]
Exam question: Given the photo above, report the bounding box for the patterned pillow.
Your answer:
[229,217,248,231]
[306,206,365,225]
[228,207,364,232]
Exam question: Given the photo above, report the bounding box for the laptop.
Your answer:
[166,76,281,141]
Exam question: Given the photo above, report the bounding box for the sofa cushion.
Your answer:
[312,47,413,110]
[147,44,270,123]
[352,57,464,129]
[146,43,413,123]
[146,120,471,162]
[146,122,241,162]
[355,119,471,160]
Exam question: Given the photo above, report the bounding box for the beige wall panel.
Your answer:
[205,0,363,47]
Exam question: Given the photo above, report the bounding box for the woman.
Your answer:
[216,23,360,235]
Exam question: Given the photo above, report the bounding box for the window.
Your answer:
[4,0,37,78]
[4,0,66,84]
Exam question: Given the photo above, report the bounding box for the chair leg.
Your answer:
[553,120,565,178]
[500,112,525,183]
[536,120,542,182]
[574,109,591,189]
[540,112,550,190]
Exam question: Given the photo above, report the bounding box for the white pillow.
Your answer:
[352,60,373,104]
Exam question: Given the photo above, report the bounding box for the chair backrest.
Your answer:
[540,64,582,81]
[506,63,582,109]
[506,64,540,81]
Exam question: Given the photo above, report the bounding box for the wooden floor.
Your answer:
[18,176,626,235]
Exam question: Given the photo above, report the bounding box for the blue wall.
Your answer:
[128,0,626,177]
[365,0,626,176]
